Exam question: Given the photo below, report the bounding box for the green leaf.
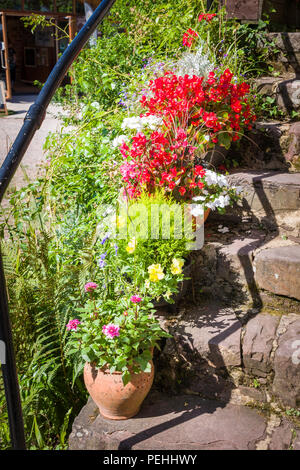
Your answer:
[122,370,131,386]
[218,132,232,150]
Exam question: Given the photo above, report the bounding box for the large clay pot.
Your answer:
[84,361,154,420]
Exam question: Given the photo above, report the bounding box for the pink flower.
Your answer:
[84,282,98,292]
[130,295,142,303]
[66,319,81,331]
[102,324,120,339]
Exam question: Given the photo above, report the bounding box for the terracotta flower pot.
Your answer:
[192,208,211,230]
[84,361,154,420]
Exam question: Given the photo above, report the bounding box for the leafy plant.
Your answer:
[67,285,170,386]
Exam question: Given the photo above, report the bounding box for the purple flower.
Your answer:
[101,235,109,245]
[114,244,118,255]
[98,252,107,268]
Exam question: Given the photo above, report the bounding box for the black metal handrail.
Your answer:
[0,0,116,450]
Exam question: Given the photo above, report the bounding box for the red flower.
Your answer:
[118,67,255,200]
[194,165,206,177]
[198,13,217,22]
[183,28,199,47]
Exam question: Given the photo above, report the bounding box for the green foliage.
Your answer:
[253,93,285,120]
[286,408,300,418]
[68,295,170,386]
[0,200,88,449]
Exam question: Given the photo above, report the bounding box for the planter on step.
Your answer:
[84,359,154,420]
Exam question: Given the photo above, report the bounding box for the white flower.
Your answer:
[232,185,243,195]
[112,135,129,148]
[205,170,229,188]
[192,196,206,202]
[121,116,143,132]
[121,115,162,132]
[206,194,231,211]
[190,204,204,217]
[140,115,162,130]
[217,195,231,208]
[91,101,100,109]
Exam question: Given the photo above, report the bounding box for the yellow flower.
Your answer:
[116,215,126,229]
[126,237,137,254]
[171,258,184,275]
[148,264,165,282]
[145,280,150,289]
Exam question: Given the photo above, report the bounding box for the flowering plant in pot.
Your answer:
[67,284,170,420]
[116,66,254,217]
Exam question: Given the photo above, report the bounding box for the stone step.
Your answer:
[214,171,300,234]
[265,32,300,74]
[230,120,299,172]
[195,223,300,306]
[68,392,299,450]
[158,301,300,409]
[254,75,300,114]
[254,245,300,301]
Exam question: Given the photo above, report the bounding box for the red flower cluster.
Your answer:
[120,68,256,200]
[140,69,255,139]
[198,13,217,22]
[120,128,206,199]
[182,28,199,47]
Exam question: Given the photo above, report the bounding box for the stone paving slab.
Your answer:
[217,233,265,286]
[69,394,268,450]
[227,171,300,233]
[69,393,300,450]
[172,305,242,368]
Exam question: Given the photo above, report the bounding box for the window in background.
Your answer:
[23,0,54,11]
[56,0,73,13]
[0,0,22,10]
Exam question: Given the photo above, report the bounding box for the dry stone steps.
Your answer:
[255,75,300,114]
[157,302,300,409]
[205,170,300,302]
[225,171,300,233]
[265,32,300,75]
[254,245,300,301]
